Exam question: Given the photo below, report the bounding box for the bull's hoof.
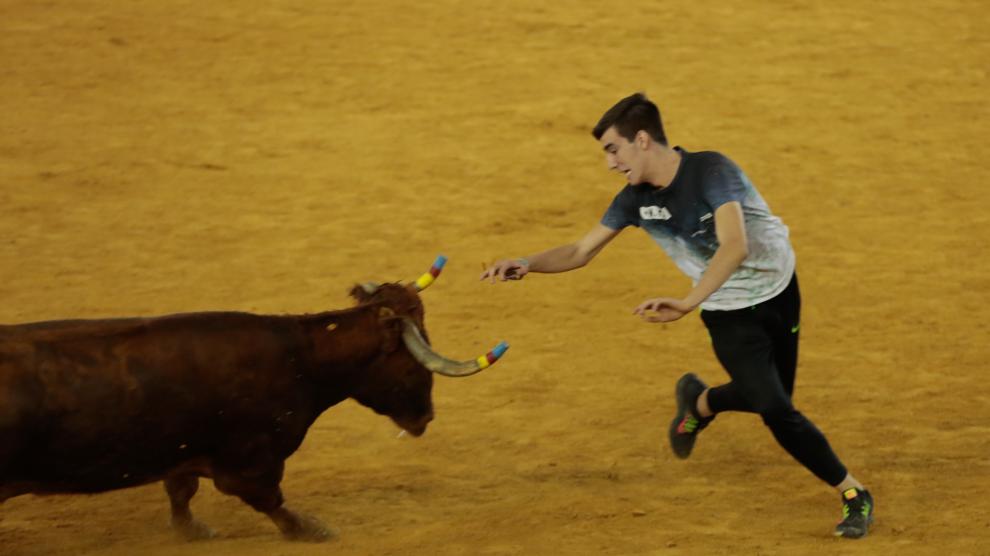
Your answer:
[172,517,217,541]
[281,514,335,543]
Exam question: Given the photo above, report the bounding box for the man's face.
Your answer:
[599,126,645,185]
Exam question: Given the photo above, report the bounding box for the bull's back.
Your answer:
[0,312,316,494]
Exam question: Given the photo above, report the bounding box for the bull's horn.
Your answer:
[400,318,508,377]
[412,255,447,291]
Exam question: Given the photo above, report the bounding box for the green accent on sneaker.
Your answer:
[684,416,697,432]
[791,324,800,333]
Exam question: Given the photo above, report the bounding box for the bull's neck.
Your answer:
[299,306,393,404]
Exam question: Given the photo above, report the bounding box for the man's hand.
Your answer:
[632,297,696,323]
[480,259,530,283]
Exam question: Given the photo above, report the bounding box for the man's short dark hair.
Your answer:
[592,93,667,145]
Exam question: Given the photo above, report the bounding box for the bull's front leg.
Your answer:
[212,461,333,542]
[164,473,216,540]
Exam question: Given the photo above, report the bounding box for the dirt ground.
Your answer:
[1,1,987,554]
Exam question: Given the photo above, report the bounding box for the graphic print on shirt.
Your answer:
[639,206,672,221]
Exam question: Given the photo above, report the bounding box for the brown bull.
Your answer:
[0,259,506,541]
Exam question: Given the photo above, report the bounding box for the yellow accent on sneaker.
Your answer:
[843,488,858,500]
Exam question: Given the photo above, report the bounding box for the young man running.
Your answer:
[480,93,874,538]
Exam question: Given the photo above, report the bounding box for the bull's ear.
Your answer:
[349,283,378,303]
[349,285,367,302]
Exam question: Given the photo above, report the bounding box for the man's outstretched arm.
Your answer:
[481,224,621,282]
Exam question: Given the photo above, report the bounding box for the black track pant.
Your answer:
[702,274,848,487]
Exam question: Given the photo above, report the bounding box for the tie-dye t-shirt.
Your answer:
[600,148,795,311]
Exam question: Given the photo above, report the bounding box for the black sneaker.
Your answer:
[834,488,874,539]
[668,373,712,459]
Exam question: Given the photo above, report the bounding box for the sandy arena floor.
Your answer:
[1,1,988,555]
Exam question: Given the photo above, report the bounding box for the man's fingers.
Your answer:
[482,261,525,284]
[495,264,509,282]
[498,264,516,281]
[633,302,657,314]
[639,313,669,323]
